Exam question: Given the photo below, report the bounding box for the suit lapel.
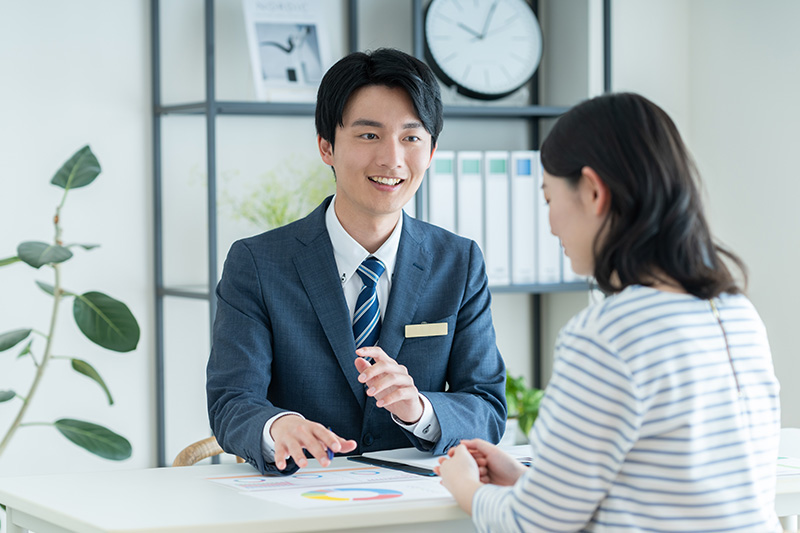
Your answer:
[380,214,432,360]
[293,198,365,409]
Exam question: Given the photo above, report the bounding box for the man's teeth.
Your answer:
[370,176,402,186]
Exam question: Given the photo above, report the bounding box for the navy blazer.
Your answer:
[207,196,506,474]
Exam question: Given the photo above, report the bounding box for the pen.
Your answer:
[326,427,334,461]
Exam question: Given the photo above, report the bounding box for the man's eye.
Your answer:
[405,135,420,142]
[361,133,377,140]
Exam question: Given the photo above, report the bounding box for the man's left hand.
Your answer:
[354,347,423,424]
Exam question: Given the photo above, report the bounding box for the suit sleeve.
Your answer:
[406,240,507,453]
[206,240,299,475]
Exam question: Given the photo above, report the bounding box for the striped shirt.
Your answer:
[473,285,781,532]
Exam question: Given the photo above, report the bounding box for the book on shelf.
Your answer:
[484,151,511,286]
[456,151,485,252]
[535,152,561,283]
[427,151,456,233]
[510,150,538,285]
[423,149,587,288]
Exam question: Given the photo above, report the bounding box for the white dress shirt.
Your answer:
[261,196,441,462]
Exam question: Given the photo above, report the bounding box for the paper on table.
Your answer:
[777,456,800,477]
[207,465,423,492]
[245,478,452,509]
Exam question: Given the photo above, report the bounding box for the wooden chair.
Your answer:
[172,436,245,466]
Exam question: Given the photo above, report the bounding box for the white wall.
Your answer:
[0,1,154,478]
[612,0,800,427]
[688,0,800,427]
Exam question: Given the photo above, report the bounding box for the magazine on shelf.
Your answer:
[242,0,331,102]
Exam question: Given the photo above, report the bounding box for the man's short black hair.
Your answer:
[315,48,443,151]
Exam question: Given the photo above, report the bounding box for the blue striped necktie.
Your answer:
[353,257,386,348]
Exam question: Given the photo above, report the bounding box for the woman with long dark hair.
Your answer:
[436,92,781,532]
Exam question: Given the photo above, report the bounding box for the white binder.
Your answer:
[456,151,484,251]
[426,151,456,233]
[483,151,511,286]
[510,151,538,284]
[535,153,561,283]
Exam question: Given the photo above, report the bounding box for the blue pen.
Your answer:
[326,427,334,461]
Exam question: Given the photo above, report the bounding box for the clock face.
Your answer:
[424,0,543,100]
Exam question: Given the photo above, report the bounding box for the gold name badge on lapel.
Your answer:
[404,322,448,338]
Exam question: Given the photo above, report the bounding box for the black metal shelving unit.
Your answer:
[151,0,610,467]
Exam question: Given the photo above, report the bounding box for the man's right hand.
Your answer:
[270,415,358,471]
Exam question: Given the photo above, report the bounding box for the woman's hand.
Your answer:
[459,438,527,486]
[434,443,483,515]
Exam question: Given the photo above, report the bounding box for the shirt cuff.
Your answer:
[391,393,441,442]
[261,411,304,462]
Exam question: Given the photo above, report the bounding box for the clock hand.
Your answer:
[456,21,482,39]
[479,0,500,39]
[483,18,515,38]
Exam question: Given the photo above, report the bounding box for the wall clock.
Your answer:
[424,0,543,101]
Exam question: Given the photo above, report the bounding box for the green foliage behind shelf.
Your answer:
[223,157,335,231]
[506,374,545,437]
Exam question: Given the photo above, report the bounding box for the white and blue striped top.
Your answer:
[474,285,781,532]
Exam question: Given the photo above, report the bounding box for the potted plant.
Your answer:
[503,374,545,445]
[0,145,139,464]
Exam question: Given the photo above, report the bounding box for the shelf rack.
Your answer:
[151,0,610,467]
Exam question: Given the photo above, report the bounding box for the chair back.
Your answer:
[172,436,245,466]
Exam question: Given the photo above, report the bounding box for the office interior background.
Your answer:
[0,0,798,491]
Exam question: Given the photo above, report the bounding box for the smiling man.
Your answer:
[207,48,507,475]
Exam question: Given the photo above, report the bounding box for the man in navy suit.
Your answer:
[207,48,506,475]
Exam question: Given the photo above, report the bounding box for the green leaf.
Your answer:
[54,418,131,460]
[71,358,114,405]
[0,390,15,403]
[68,243,100,251]
[17,339,33,359]
[36,280,56,295]
[50,145,101,190]
[518,412,536,436]
[73,292,140,352]
[505,374,527,416]
[17,241,73,269]
[0,256,20,267]
[0,328,32,352]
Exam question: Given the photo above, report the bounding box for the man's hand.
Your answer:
[354,347,423,424]
[270,415,357,471]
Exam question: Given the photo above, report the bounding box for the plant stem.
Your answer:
[0,211,64,459]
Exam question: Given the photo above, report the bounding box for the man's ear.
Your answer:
[426,141,438,169]
[581,166,611,216]
[318,135,334,165]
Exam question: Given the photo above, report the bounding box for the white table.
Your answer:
[0,459,473,533]
[777,474,800,531]
[3,459,799,533]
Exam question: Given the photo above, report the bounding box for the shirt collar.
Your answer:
[325,195,402,285]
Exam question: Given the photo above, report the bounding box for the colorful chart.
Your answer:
[302,487,403,502]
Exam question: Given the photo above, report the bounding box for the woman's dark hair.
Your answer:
[540,92,746,299]
[315,48,443,151]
